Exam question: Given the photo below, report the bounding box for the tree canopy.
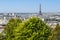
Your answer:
[13,17,51,40]
[4,18,22,40]
[3,17,51,40]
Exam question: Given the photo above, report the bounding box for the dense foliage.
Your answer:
[1,17,51,40]
[48,24,60,40]
[12,17,51,40]
[4,18,22,40]
[0,33,6,40]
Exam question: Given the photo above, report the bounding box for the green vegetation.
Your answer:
[12,17,51,40]
[48,24,60,40]
[0,33,6,40]
[4,18,22,40]
[0,17,51,40]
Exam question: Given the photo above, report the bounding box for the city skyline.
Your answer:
[0,0,60,13]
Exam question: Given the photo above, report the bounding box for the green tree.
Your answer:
[3,17,51,40]
[13,17,51,40]
[48,24,60,40]
[4,18,22,40]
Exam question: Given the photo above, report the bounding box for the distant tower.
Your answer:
[39,4,42,15]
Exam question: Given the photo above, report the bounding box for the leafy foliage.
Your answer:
[3,17,51,40]
[48,24,60,40]
[13,17,51,40]
[0,33,5,40]
[4,18,22,40]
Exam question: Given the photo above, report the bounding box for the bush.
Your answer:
[3,17,51,40]
[13,17,51,40]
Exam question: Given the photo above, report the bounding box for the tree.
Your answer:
[3,17,51,40]
[13,17,51,40]
[48,24,60,40]
[4,18,22,40]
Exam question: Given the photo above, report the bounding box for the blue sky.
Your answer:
[0,0,60,13]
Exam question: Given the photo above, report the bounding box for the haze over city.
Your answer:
[0,0,60,13]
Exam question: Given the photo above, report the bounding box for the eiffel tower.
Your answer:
[39,4,42,15]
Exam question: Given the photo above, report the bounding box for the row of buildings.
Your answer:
[0,12,60,33]
[0,4,60,33]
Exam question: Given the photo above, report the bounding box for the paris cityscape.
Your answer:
[0,5,60,33]
[0,0,60,40]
